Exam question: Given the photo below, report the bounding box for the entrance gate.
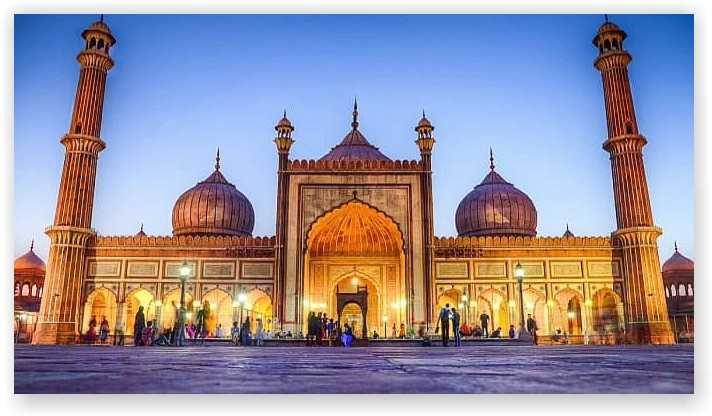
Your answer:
[336,285,368,339]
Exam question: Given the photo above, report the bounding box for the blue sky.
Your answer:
[14,14,693,262]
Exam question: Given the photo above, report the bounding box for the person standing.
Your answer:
[173,305,186,347]
[451,307,462,347]
[436,303,452,346]
[527,314,539,345]
[255,318,265,346]
[399,323,406,339]
[133,306,146,346]
[479,311,490,338]
[230,321,240,345]
[99,316,109,344]
[114,320,125,346]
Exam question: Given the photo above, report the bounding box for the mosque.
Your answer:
[25,17,693,345]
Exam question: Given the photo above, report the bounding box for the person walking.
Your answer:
[133,306,146,346]
[436,303,452,346]
[114,320,125,346]
[451,307,462,347]
[479,311,490,338]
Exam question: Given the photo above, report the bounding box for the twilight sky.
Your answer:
[14,14,693,262]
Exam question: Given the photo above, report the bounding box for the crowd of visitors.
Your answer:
[435,303,540,346]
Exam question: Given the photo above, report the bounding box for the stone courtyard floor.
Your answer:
[14,344,693,394]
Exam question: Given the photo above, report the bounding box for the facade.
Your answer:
[14,242,46,343]
[662,244,694,342]
[32,17,678,345]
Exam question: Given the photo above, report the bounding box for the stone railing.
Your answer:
[287,159,423,172]
[434,235,615,258]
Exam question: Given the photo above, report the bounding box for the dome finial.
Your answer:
[604,14,609,23]
[100,14,104,23]
[566,223,570,232]
[30,239,34,251]
[674,241,678,252]
[489,148,495,171]
[215,147,221,171]
[140,223,144,232]
[352,97,359,129]
[283,109,287,119]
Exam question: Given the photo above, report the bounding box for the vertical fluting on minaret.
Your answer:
[415,111,436,328]
[33,19,115,344]
[273,111,295,330]
[593,18,673,344]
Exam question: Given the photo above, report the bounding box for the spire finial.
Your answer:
[566,223,570,232]
[674,241,678,252]
[604,14,609,23]
[30,239,34,251]
[351,97,359,129]
[489,148,495,171]
[283,109,287,119]
[140,223,144,232]
[215,147,221,171]
[422,109,426,119]
[100,14,104,23]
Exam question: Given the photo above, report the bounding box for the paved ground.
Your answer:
[14,344,693,394]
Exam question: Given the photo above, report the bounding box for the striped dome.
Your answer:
[455,163,537,238]
[172,153,254,237]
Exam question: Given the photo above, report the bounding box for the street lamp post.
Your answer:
[174,261,191,346]
[461,294,468,325]
[238,292,247,325]
[515,262,533,343]
[383,315,388,339]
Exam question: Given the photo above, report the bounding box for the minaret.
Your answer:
[593,17,674,344]
[273,110,295,330]
[33,18,116,344]
[415,111,436,328]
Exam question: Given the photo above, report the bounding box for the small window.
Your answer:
[625,121,633,135]
[688,284,693,296]
[38,286,43,297]
[21,284,30,296]
[665,287,669,298]
[679,284,686,296]
[671,285,677,296]
[98,39,105,50]
[89,38,97,49]
[604,39,611,51]
[31,284,37,297]
[612,39,619,50]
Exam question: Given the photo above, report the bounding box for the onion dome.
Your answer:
[562,224,575,238]
[14,241,46,273]
[593,15,626,46]
[320,99,391,162]
[134,224,147,237]
[662,243,694,273]
[172,149,255,237]
[455,150,537,237]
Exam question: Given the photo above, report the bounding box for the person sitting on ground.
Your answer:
[153,327,171,346]
[552,328,562,343]
[341,323,354,348]
[473,325,483,338]
[491,327,502,338]
[215,323,224,338]
[372,330,379,339]
[85,318,98,344]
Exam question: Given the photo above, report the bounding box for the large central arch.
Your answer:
[303,200,407,336]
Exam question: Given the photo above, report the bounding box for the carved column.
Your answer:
[593,19,673,344]
[34,19,115,344]
[273,113,295,330]
[415,113,436,328]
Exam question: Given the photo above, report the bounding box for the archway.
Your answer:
[160,288,193,332]
[247,289,273,332]
[341,302,365,338]
[552,288,584,336]
[202,289,232,337]
[82,287,118,334]
[125,288,155,336]
[567,298,583,335]
[592,289,621,334]
[304,200,405,336]
[477,288,508,334]
[523,288,547,334]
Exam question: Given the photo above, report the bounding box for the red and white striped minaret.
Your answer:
[33,17,116,344]
[593,17,674,344]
